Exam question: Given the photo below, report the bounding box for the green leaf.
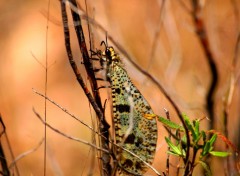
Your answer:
[165,137,182,156]
[194,120,200,135]
[166,151,181,156]
[202,134,217,156]
[209,134,217,146]
[202,141,211,156]
[194,132,202,144]
[193,119,200,137]
[199,160,212,176]
[158,116,184,131]
[183,114,195,136]
[183,114,192,128]
[209,151,231,157]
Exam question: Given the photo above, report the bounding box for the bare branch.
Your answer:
[0,115,19,176]
[191,0,218,128]
[33,108,110,154]
[60,2,111,174]
[9,138,44,170]
[33,90,162,175]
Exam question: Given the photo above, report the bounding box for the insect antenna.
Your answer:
[105,33,108,47]
[101,40,107,48]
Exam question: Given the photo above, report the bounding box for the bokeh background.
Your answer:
[0,0,239,175]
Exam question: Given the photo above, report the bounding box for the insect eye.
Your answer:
[105,49,111,57]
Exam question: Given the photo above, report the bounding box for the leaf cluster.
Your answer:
[157,114,231,175]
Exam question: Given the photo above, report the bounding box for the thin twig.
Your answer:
[60,2,111,174]
[68,0,104,114]
[115,144,162,176]
[164,108,170,176]
[0,116,10,176]
[33,89,103,138]
[178,2,218,174]
[191,0,218,129]
[82,0,97,168]
[147,0,166,71]
[0,142,10,176]
[33,90,162,175]
[222,12,240,172]
[33,108,110,154]
[0,115,19,176]
[9,138,44,170]
[44,0,51,175]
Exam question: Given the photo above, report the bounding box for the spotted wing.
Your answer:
[110,64,158,175]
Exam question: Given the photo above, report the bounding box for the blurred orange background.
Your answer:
[0,0,239,175]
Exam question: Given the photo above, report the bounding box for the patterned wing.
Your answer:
[109,59,158,175]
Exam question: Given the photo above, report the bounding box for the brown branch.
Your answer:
[222,21,240,173]
[0,115,19,176]
[0,124,8,176]
[191,1,218,129]
[189,1,220,175]
[60,1,111,175]
[33,108,110,153]
[60,1,100,120]
[164,108,170,176]
[33,89,104,138]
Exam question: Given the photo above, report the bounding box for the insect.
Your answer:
[96,43,158,176]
